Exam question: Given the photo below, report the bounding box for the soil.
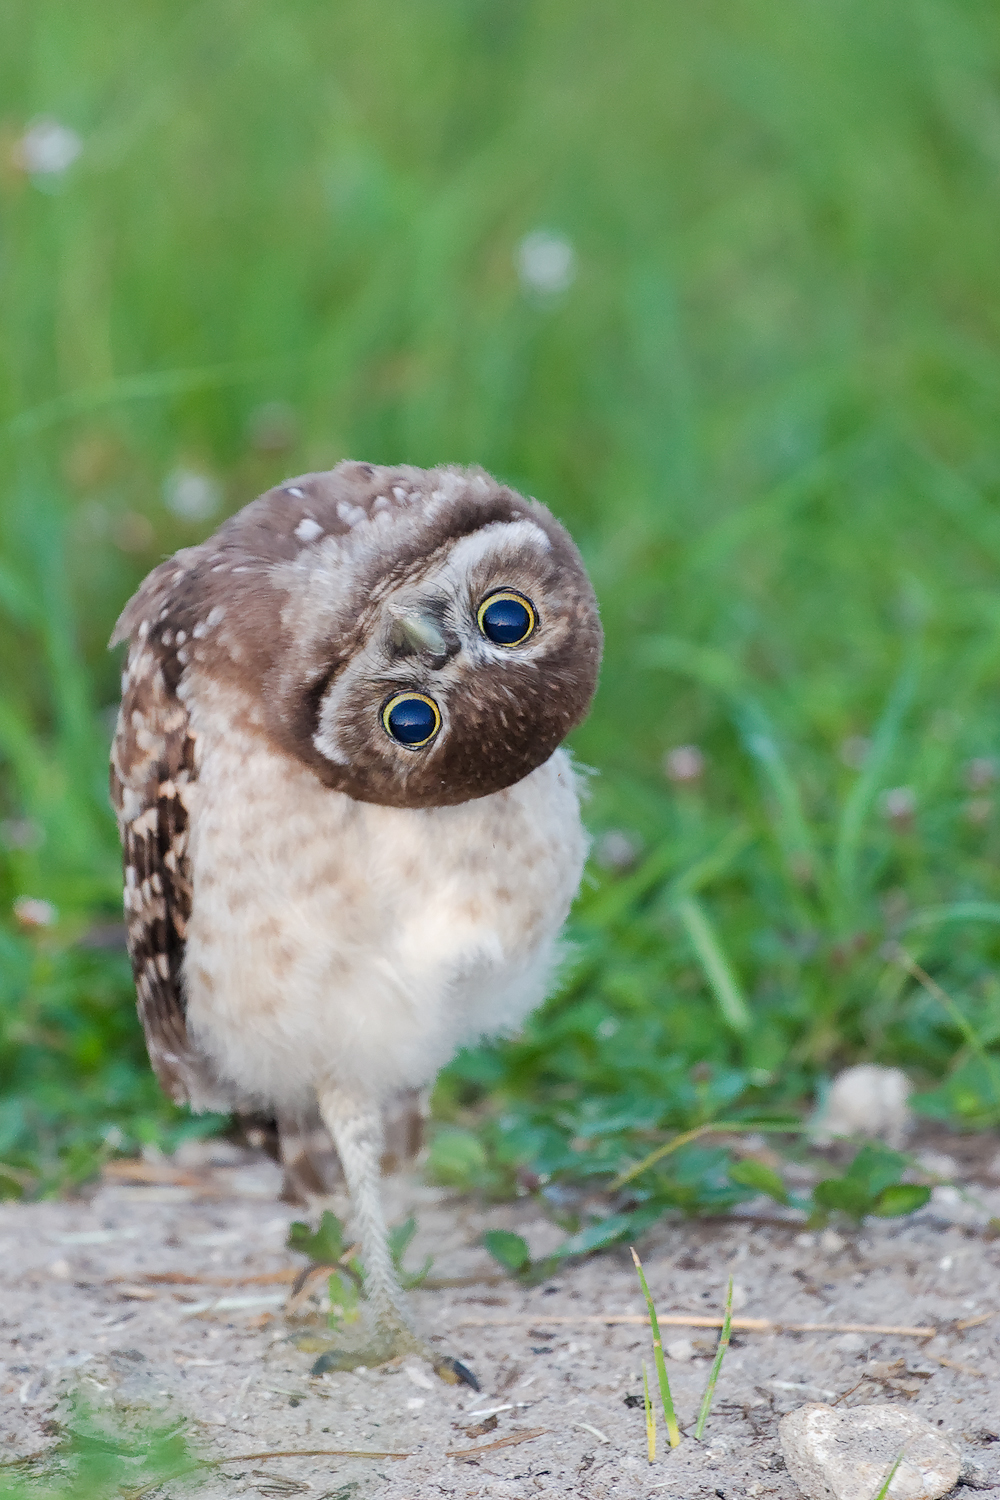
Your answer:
[2,1129,999,1499]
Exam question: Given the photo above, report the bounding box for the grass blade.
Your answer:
[886,944,1000,1097]
[872,1450,905,1500]
[903,901,1000,932]
[611,1120,807,1191]
[675,896,752,1033]
[834,652,919,927]
[694,1277,733,1440]
[733,697,817,889]
[630,1247,681,1448]
[642,1360,656,1463]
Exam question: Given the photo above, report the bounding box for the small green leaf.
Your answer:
[812,1176,873,1220]
[872,1183,931,1217]
[427,1128,487,1187]
[843,1144,909,1198]
[388,1214,417,1262]
[287,1209,346,1263]
[0,1172,24,1202]
[482,1229,531,1274]
[552,1212,635,1258]
[327,1268,360,1327]
[389,1214,433,1287]
[727,1156,789,1204]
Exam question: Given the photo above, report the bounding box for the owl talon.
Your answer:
[432,1354,480,1390]
[307,1340,477,1390]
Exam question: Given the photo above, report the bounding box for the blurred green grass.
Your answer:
[3,0,1000,1196]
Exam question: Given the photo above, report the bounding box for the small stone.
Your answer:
[819,1229,845,1255]
[779,1402,961,1500]
[665,1338,694,1362]
[959,1458,994,1490]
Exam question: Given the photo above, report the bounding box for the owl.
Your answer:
[110,461,602,1383]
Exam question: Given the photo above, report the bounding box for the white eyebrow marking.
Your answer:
[286,486,305,498]
[295,517,323,542]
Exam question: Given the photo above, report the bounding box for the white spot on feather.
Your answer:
[295,517,323,543]
[336,500,367,528]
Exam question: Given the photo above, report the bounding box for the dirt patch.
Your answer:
[1,1139,999,1498]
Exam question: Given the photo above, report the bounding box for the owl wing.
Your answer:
[110,616,228,1110]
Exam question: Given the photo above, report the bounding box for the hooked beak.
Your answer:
[390,611,448,658]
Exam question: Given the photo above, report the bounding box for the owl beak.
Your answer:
[390,612,448,658]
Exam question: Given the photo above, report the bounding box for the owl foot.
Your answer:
[305,1329,478,1389]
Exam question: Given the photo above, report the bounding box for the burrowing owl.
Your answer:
[110,462,601,1382]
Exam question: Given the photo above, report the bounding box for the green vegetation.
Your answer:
[0,1401,199,1500]
[3,1,1000,1207]
[631,1246,682,1449]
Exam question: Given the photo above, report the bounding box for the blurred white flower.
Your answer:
[882,786,916,825]
[965,797,992,827]
[966,756,998,792]
[839,735,871,770]
[13,118,83,176]
[164,467,222,522]
[812,1063,912,1149]
[664,744,705,784]
[0,818,42,850]
[13,895,57,929]
[247,400,298,453]
[113,511,155,553]
[516,230,576,295]
[593,829,640,872]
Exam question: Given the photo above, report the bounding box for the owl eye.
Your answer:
[381,692,441,748]
[477,590,536,646]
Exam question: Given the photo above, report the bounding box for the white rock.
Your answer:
[834,1333,868,1354]
[403,1361,435,1390]
[664,1338,694,1362]
[812,1065,912,1147]
[780,1402,961,1500]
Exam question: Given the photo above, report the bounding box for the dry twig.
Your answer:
[457,1313,935,1337]
[445,1427,548,1459]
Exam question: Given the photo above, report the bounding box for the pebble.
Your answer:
[959,1459,995,1491]
[779,1402,961,1500]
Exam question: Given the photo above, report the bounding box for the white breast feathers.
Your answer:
[180,689,587,1112]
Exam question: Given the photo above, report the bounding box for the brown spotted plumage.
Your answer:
[109,614,219,1108]
[109,461,602,1380]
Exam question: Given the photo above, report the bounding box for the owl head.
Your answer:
[113,462,602,809]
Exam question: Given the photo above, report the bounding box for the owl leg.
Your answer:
[316,1085,478,1389]
[318,1085,411,1339]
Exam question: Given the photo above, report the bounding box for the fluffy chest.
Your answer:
[181,703,586,1108]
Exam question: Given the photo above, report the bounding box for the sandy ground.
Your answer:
[2,1135,999,1499]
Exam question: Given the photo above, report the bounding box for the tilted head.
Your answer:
[113,462,602,808]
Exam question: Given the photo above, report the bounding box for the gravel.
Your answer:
[1,1137,999,1498]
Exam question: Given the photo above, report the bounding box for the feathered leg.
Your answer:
[318,1085,412,1339]
[316,1084,478,1387]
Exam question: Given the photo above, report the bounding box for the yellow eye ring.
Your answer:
[381,691,441,749]
[477,589,536,647]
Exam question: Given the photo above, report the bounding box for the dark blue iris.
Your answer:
[480,595,533,645]
[385,694,439,746]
